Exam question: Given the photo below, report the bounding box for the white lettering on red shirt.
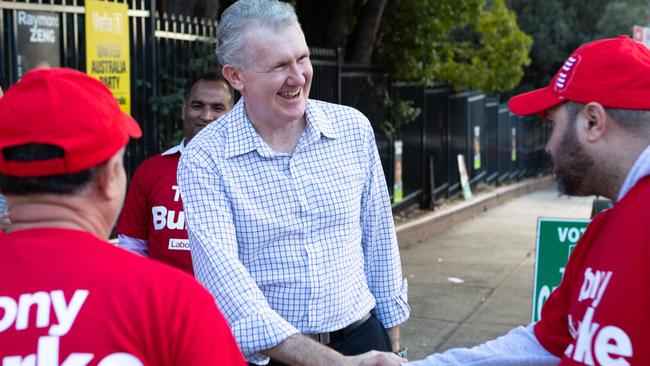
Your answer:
[564,268,632,366]
[0,290,143,365]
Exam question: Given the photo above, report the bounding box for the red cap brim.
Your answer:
[123,114,143,138]
[508,86,564,117]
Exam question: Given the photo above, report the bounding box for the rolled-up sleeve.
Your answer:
[360,126,410,328]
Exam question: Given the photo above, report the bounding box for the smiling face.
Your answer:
[181,79,233,142]
[228,22,313,129]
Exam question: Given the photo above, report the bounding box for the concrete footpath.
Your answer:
[395,179,593,360]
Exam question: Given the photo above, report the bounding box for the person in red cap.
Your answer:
[364,35,650,366]
[0,68,246,365]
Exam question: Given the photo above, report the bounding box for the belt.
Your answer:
[304,312,372,345]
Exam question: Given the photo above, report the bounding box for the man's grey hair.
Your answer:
[566,101,650,135]
[216,0,299,68]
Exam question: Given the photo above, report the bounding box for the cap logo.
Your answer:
[554,55,581,93]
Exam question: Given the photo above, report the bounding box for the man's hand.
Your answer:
[347,350,405,366]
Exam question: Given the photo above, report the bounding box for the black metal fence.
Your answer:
[1,0,550,213]
[310,47,340,104]
[340,64,391,179]
[386,86,550,211]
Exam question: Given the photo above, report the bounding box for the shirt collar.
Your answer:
[617,144,650,201]
[161,139,185,156]
[224,99,261,158]
[224,99,338,159]
[305,100,337,140]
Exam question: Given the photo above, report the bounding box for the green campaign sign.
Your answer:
[532,217,590,322]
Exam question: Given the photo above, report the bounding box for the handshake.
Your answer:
[347,350,406,366]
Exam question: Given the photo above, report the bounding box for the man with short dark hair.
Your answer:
[116,73,233,274]
[0,68,246,365]
[366,35,650,366]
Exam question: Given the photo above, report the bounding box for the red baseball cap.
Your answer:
[509,35,650,116]
[0,68,142,177]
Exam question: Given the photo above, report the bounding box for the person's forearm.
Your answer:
[407,324,560,366]
[385,325,400,352]
[264,334,404,366]
[117,234,148,256]
[264,334,347,366]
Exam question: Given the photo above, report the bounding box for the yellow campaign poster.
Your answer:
[85,0,130,114]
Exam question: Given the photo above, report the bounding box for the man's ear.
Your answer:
[582,102,608,143]
[180,101,187,121]
[94,153,123,201]
[222,64,244,92]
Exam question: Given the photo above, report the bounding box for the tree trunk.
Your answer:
[324,0,357,49]
[193,0,220,20]
[346,0,388,64]
[374,0,400,55]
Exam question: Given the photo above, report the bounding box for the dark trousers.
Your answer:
[248,314,391,366]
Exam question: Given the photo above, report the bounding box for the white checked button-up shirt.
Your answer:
[178,98,410,363]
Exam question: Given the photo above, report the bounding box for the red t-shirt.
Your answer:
[0,228,246,366]
[116,152,194,274]
[535,177,650,365]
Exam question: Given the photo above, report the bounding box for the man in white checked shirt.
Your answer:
[177,0,409,365]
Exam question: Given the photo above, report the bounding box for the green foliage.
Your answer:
[376,0,484,84]
[379,87,422,139]
[506,0,575,94]
[507,0,648,96]
[437,0,532,93]
[595,1,649,39]
[375,0,531,94]
[149,77,185,117]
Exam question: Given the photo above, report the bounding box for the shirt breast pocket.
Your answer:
[311,165,365,224]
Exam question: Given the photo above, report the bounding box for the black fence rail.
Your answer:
[388,85,550,210]
[391,83,426,211]
[423,85,451,204]
[0,0,550,214]
[338,64,392,185]
[310,47,339,104]
[485,97,500,184]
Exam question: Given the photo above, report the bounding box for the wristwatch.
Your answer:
[394,347,408,359]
